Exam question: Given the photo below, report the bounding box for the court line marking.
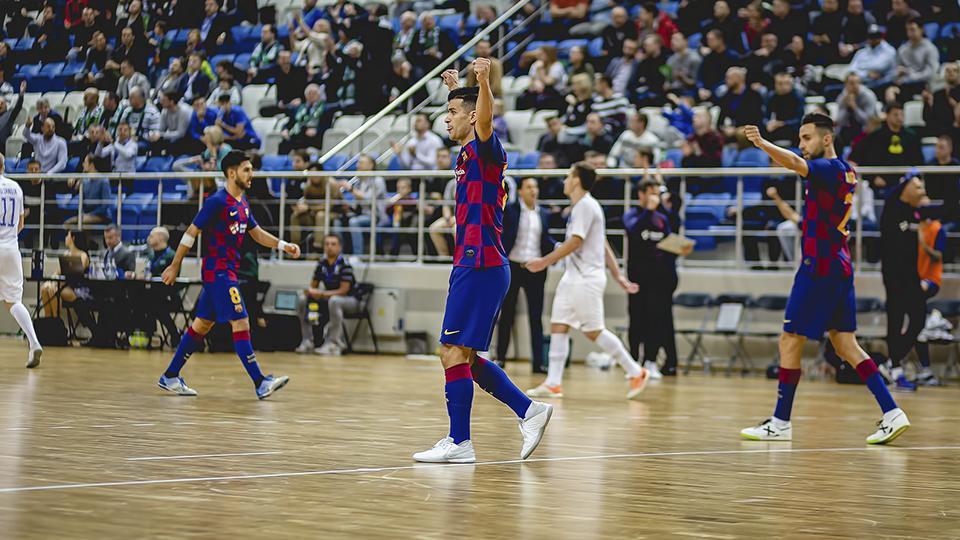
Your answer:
[126,451,284,462]
[2,445,959,494]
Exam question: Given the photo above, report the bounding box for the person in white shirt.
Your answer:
[392,113,444,170]
[608,111,663,167]
[94,121,138,173]
[0,153,42,368]
[524,162,650,399]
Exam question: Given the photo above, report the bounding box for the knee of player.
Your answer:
[194,318,216,333]
[779,331,805,346]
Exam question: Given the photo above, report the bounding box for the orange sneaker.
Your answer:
[627,368,650,399]
[526,383,564,398]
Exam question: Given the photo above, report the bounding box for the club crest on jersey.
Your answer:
[230,221,248,236]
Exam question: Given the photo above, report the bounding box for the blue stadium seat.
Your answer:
[663,148,683,166]
[387,155,404,171]
[121,193,153,243]
[721,146,738,168]
[924,23,940,41]
[516,151,540,169]
[557,39,589,56]
[142,156,174,173]
[506,151,521,167]
[588,38,604,58]
[733,148,770,167]
[66,157,81,172]
[16,65,40,80]
[39,63,64,76]
[438,14,460,32]
[10,159,28,173]
[657,2,679,17]
[210,54,236,67]
[323,154,348,171]
[134,156,148,171]
[132,179,160,193]
[234,53,252,69]
[14,38,34,51]
[161,178,188,193]
[922,145,935,163]
[60,62,86,77]
[688,33,702,50]
[261,154,292,171]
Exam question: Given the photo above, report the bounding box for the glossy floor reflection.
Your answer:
[0,340,957,539]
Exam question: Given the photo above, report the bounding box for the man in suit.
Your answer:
[200,0,233,55]
[102,224,136,275]
[496,177,556,372]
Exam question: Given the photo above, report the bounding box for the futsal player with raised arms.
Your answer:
[158,150,301,399]
[739,116,910,444]
[0,153,42,368]
[412,59,553,464]
[524,162,650,400]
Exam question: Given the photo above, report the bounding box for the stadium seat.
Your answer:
[664,148,684,166]
[241,84,269,120]
[733,148,770,167]
[261,154,292,171]
[904,100,923,128]
[503,110,533,145]
[323,154,349,171]
[922,145,936,162]
[131,179,160,193]
[721,146,738,168]
[142,156,174,173]
[588,37,604,58]
[234,53,252,69]
[516,151,540,169]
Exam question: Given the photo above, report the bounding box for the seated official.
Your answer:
[295,234,360,357]
[129,227,181,345]
[40,230,92,318]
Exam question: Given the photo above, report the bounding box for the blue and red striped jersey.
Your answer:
[192,189,259,283]
[801,158,856,278]
[452,130,509,268]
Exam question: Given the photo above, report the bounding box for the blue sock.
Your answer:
[472,356,532,419]
[164,327,204,378]
[916,343,931,368]
[233,330,264,387]
[857,359,898,413]
[773,368,801,421]
[445,364,473,444]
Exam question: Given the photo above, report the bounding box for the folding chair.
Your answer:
[925,299,960,379]
[342,283,379,354]
[675,292,715,374]
[740,295,789,364]
[713,294,753,376]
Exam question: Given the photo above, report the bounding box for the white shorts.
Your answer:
[550,275,606,332]
[0,248,23,303]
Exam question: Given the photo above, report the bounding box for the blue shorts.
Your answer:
[783,269,857,340]
[195,276,248,324]
[440,265,510,351]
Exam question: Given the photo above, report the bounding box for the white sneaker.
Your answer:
[316,343,342,357]
[158,375,198,396]
[866,408,910,445]
[643,361,663,380]
[412,437,476,463]
[518,401,553,459]
[295,339,314,354]
[740,417,792,441]
[526,383,563,398]
[26,348,42,369]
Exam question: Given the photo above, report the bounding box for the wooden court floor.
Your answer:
[0,339,958,539]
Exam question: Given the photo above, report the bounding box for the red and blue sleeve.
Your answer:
[192,196,222,230]
[475,129,507,166]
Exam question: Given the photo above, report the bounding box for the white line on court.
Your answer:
[2,445,958,494]
[126,451,284,462]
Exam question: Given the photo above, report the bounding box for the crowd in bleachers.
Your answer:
[0,0,957,263]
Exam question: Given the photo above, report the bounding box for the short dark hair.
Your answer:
[596,73,613,88]
[641,1,658,16]
[192,94,207,104]
[324,233,341,244]
[448,87,479,110]
[520,177,538,189]
[638,179,660,193]
[217,93,232,103]
[572,161,597,191]
[801,113,834,131]
[162,90,179,103]
[105,223,119,234]
[938,134,954,148]
[884,101,904,113]
[291,149,311,163]
[221,150,251,175]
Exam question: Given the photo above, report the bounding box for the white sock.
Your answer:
[544,334,569,387]
[10,303,40,351]
[594,329,641,377]
[891,366,904,380]
[772,416,791,428]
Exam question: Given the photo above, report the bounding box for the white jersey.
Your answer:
[0,175,23,251]
[562,193,607,282]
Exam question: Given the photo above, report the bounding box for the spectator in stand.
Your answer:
[576,113,616,159]
[186,95,218,155]
[895,19,939,96]
[568,46,595,81]
[716,67,764,141]
[411,13,451,74]
[74,31,112,89]
[839,0,876,60]
[33,3,69,64]
[682,108,724,168]
[25,98,69,145]
[0,82,25,153]
[155,57,187,101]
[764,72,805,145]
[392,113,444,170]
[24,117,68,174]
[850,24,898,90]
[116,60,151,101]
[290,165,339,252]
[0,43,14,79]
[248,24,282,83]
[608,111,662,167]
[120,88,161,155]
[108,27,149,80]
[537,116,564,158]
[215,94,261,151]
[466,40,504,98]
[173,125,232,197]
[200,0,233,54]
[428,148,457,258]
[849,102,924,192]
[69,88,104,158]
[705,1,743,54]
[835,72,880,146]
[100,92,126,138]
[341,154,388,255]
[741,1,769,52]
[279,84,332,154]
[179,52,213,106]
[593,74,630,135]
[697,29,737,102]
[666,32,701,96]
[118,0,149,41]
[492,99,510,143]
[206,74,242,108]
[744,33,785,92]
[663,93,696,139]
[261,50,309,118]
[767,0,806,50]
[922,61,960,137]
[600,7,638,70]
[810,0,843,64]
[386,178,417,256]
[290,15,330,75]
[886,0,921,47]
[925,135,960,213]
[393,11,417,59]
[780,35,818,91]
[178,29,205,61]
[606,39,639,99]
[639,2,677,46]
[67,8,103,64]
[94,121,138,173]
[558,73,594,147]
[628,35,668,107]
[949,103,960,159]
[517,45,567,111]
[147,90,192,156]
[40,230,90,318]
[64,154,112,226]
[547,0,589,40]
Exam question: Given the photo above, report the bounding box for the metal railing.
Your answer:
[10,165,960,276]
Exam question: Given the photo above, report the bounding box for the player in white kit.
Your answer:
[0,154,42,368]
[524,162,649,399]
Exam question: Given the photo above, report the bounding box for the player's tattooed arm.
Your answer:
[248,225,302,259]
[743,125,809,177]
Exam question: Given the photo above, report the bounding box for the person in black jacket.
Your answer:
[880,172,928,392]
[624,179,690,377]
[495,178,557,372]
[200,0,233,55]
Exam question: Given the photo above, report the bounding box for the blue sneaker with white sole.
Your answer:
[256,375,289,400]
[894,375,917,392]
[158,375,198,396]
